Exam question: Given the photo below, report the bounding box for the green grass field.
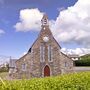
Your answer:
[0,72,8,79]
[0,72,90,90]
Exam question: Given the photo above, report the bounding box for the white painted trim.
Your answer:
[40,45,45,62]
[48,45,53,62]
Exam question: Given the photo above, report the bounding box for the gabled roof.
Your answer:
[28,38,38,53]
[15,53,29,63]
[19,14,62,60]
[28,14,61,52]
[68,54,80,58]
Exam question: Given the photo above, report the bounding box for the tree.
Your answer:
[75,54,90,66]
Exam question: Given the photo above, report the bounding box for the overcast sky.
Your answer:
[0,0,90,63]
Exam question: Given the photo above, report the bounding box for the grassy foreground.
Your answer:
[0,72,90,90]
[0,72,8,79]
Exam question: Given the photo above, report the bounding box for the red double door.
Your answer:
[44,65,50,77]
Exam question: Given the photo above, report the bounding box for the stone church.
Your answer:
[9,14,74,79]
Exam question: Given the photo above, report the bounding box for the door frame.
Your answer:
[42,64,52,77]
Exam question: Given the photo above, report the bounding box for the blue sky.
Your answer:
[0,0,90,61]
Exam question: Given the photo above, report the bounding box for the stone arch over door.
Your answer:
[44,65,50,77]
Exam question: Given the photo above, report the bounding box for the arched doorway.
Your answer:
[44,65,50,77]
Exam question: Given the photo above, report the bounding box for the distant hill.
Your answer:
[80,54,90,60]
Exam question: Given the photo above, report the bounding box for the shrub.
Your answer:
[0,64,9,73]
[0,72,90,90]
[75,60,90,66]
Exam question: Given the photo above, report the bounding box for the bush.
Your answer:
[75,54,90,66]
[0,72,90,90]
[75,60,90,66]
[0,64,9,73]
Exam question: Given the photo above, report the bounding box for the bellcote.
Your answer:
[41,14,49,27]
[40,14,52,37]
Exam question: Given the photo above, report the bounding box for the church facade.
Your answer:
[9,14,74,79]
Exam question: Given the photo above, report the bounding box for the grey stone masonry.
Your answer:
[9,14,74,79]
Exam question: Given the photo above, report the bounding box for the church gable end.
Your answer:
[9,14,74,79]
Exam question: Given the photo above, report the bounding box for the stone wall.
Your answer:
[10,15,74,79]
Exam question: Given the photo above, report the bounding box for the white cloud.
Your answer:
[14,8,43,32]
[57,7,65,12]
[0,29,5,36]
[0,56,10,65]
[61,48,90,56]
[14,0,90,49]
[50,0,90,48]
[21,52,27,56]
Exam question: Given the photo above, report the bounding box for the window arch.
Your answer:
[48,45,53,62]
[40,45,45,62]
[44,65,50,77]
[64,62,68,67]
[22,63,26,71]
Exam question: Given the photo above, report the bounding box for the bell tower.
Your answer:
[39,14,52,37]
[41,14,49,27]
[39,14,53,37]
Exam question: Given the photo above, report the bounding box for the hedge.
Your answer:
[75,59,90,66]
[0,72,90,90]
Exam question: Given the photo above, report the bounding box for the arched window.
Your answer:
[40,45,45,62]
[64,62,68,67]
[22,63,26,71]
[48,45,53,62]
